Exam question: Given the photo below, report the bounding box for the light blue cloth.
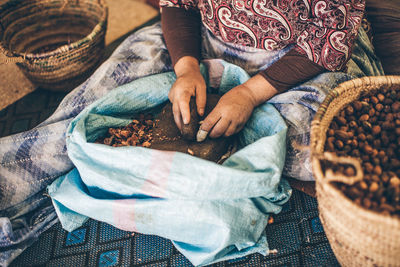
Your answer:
[48,61,292,266]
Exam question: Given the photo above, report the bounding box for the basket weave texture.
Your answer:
[0,0,108,91]
[310,76,400,267]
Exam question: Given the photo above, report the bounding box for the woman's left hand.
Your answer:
[197,74,279,141]
[198,85,256,139]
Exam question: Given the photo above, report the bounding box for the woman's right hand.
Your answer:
[168,56,207,131]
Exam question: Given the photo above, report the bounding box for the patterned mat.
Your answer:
[1,89,339,267]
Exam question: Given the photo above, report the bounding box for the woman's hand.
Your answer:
[169,56,206,130]
[197,74,279,141]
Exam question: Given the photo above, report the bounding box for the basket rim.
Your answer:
[311,75,400,223]
[0,0,108,60]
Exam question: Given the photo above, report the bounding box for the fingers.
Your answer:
[224,122,238,137]
[200,110,220,133]
[172,102,183,130]
[197,111,220,142]
[178,93,191,125]
[198,109,232,139]
[195,85,206,116]
[209,119,231,138]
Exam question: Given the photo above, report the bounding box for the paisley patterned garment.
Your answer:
[159,0,365,71]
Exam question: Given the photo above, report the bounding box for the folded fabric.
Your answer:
[48,60,292,266]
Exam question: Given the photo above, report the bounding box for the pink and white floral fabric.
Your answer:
[160,0,365,71]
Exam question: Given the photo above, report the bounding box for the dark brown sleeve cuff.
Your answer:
[161,7,202,67]
[259,49,326,92]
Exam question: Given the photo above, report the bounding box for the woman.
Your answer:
[160,0,365,140]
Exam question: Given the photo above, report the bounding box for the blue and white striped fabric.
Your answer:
[0,21,383,266]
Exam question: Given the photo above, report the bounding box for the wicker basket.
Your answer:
[0,0,108,91]
[310,76,400,267]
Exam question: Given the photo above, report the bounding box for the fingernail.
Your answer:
[183,117,189,125]
[199,108,204,116]
[196,129,208,142]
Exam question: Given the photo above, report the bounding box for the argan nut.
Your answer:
[391,159,400,168]
[359,181,368,191]
[335,140,344,149]
[371,174,380,182]
[391,101,400,112]
[381,173,389,183]
[372,139,381,148]
[382,121,391,130]
[362,198,371,209]
[381,156,389,165]
[358,133,366,141]
[373,165,382,176]
[343,145,351,153]
[368,108,375,117]
[346,105,354,115]
[335,130,350,140]
[375,103,383,111]
[351,139,358,148]
[377,150,385,159]
[386,113,394,121]
[381,135,389,145]
[344,166,355,176]
[370,96,379,104]
[371,125,381,135]
[384,98,393,105]
[377,93,385,102]
[351,149,360,157]
[347,187,362,199]
[349,121,358,128]
[369,182,379,193]
[120,130,130,138]
[361,155,370,162]
[364,162,374,173]
[353,101,363,111]
[142,141,151,147]
[326,140,335,151]
[360,114,369,121]
[145,120,154,126]
[390,176,400,187]
[362,121,372,131]
[363,144,373,154]
[336,116,347,125]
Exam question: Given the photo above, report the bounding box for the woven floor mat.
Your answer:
[10,189,338,267]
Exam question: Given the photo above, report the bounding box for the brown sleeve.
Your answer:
[259,49,326,92]
[161,7,202,67]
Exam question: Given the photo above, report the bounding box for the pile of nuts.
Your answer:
[323,87,400,217]
[95,113,155,147]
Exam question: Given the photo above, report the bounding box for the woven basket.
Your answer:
[310,76,400,267]
[0,0,108,91]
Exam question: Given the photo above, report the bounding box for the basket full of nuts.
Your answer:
[310,75,400,267]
